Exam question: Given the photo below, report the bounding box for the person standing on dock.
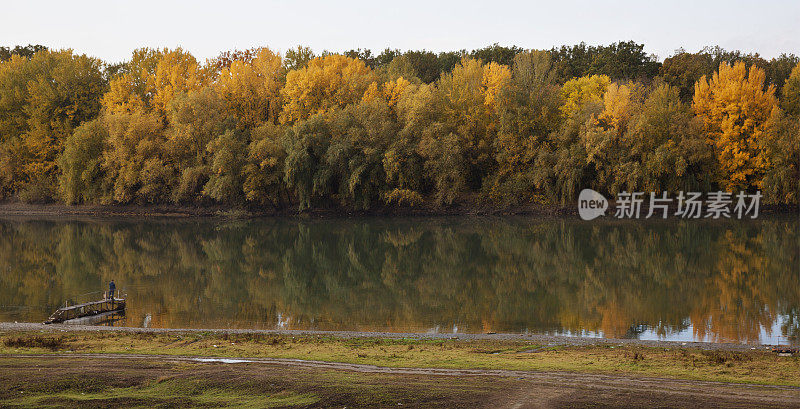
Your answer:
[109,280,116,301]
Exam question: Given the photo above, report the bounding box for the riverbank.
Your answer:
[2,324,799,387]
[0,201,797,221]
[0,322,784,351]
[0,201,577,219]
[2,327,800,408]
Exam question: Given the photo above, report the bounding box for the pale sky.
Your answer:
[3,0,799,63]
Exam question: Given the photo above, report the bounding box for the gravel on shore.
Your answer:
[0,322,779,352]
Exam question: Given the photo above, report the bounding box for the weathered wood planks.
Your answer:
[44,299,126,324]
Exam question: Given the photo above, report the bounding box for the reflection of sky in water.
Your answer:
[543,317,792,345]
[421,315,795,345]
[633,316,792,346]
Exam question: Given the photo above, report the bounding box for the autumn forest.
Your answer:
[0,42,798,210]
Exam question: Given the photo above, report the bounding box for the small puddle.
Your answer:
[190,358,255,364]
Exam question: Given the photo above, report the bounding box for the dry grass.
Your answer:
[4,335,66,351]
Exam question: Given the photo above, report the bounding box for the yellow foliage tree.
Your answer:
[280,55,375,123]
[101,48,162,115]
[693,62,779,191]
[435,58,494,133]
[383,76,412,107]
[151,49,205,116]
[103,48,204,118]
[214,48,284,128]
[560,74,611,118]
[361,76,413,109]
[103,74,147,115]
[482,62,511,111]
[598,83,635,132]
[361,81,381,103]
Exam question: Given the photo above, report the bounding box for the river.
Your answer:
[0,216,797,344]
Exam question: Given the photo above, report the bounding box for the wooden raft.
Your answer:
[44,299,126,324]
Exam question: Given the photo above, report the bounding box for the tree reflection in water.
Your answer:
[0,217,797,344]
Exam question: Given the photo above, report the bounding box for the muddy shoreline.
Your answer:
[3,354,797,408]
[0,201,576,219]
[1,201,796,220]
[0,322,781,351]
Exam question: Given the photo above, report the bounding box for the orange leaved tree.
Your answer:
[692,62,779,191]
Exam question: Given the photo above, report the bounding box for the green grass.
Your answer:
[3,379,318,409]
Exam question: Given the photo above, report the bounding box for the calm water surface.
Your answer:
[1,216,798,345]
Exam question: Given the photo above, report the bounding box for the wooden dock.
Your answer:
[44,298,126,324]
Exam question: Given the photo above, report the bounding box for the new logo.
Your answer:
[578,189,608,221]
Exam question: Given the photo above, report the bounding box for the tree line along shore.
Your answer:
[0,42,798,213]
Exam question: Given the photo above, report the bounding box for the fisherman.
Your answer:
[109,280,116,301]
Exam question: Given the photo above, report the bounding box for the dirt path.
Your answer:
[5,353,800,408]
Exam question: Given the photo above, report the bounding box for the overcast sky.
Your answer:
[3,0,798,63]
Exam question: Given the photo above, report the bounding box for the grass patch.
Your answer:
[4,336,66,351]
[1,330,799,387]
[0,357,504,408]
[2,376,318,408]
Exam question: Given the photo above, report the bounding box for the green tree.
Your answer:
[383,82,429,202]
[422,58,500,201]
[203,130,247,203]
[57,119,108,204]
[0,44,47,62]
[470,44,523,66]
[325,100,397,209]
[283,114,332,210]
[486,50,563,203]
[549,83,607,202]
[618,83,713,193]
[551,41,659,82]
[659,50,716,101]
[166,87,233,202]
[765,54,799,96]
[283,46,315,71]
[102,111,169,203]
[381,55,420,83]
[761,109,800,204]
[782,63,800,117]
[243,123,287,207]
